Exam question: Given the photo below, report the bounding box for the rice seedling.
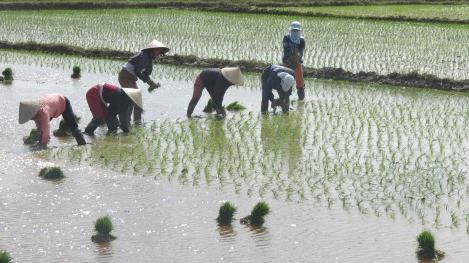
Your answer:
[216,201,237,226]
[91,215,116,243]
[71,65,81,78]
[53,114,81,136]
[23,128,40,145]
[240,201,271,226]
[416,230,445,260]
[38,166,65,179]
[0,251,12,263]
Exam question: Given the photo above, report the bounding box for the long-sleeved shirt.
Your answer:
[33,94,66,146]
[125,49,154,83]
[200,68,233,109]
[282,35,306,64]
[261,64,295,101]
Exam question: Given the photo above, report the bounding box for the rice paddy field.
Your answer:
[1,4,469,263]
[0,9,468,80]
[269,4,469,21]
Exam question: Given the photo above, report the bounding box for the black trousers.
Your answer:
[62,97,79,132]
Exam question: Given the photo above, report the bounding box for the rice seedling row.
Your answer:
[268,4,469,21]
[0,9,467,80]
[47,79,469,231]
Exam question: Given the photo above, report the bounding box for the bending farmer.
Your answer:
[187,67,244,118]
[84,83,143,135]
[261,64,295,114]
[282,21,306,100]
[18,93,86,149]
[118,39,169,126]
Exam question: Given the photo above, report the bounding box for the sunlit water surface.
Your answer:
[1,59,469,263]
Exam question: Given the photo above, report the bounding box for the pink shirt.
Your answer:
[33,94,66,146]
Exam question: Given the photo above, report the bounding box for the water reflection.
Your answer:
[94,242,114,262]
[217,225,236,243]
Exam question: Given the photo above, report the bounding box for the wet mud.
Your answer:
[1,41,468,92]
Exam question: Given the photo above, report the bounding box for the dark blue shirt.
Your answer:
[200,68,233,109]
[282,35,305,64]
[128,50,154,83]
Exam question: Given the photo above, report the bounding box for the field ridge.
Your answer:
[1,40,467,92]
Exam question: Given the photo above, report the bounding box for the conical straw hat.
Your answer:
[221,67,244,86]
[142,39,169,54]
[18,98,42,124]
[122,88,143,110]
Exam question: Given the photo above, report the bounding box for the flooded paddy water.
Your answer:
[1,52,469,262]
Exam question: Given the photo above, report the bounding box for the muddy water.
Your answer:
[1,60,469,263]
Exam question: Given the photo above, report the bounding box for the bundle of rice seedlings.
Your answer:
[416,230,445,260]
[216,201,237,225]
[71,65,81,78]
[226,101,246,111]
[91,215,117,243]
[240,201,271,226]
[53,115,81,136]
[0,251,12,263]
[38,166,66,179]
[203,99,216,113]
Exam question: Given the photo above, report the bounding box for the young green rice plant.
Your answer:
[203,99,216,113]
[91,215,116,243]
[416,230,445,260]
[240,201,271,226]
[0,251,12,263]
[71,65,81,78]
[53,115,81,136]
[38,166,65,179]
[216,201,237,226]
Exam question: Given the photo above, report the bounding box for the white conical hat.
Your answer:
[142,39,169,54]
[18,98,42,124]
[221,67,244,86]
[122,88,143,110]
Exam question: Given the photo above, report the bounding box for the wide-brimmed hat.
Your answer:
[18,98,42,124]
[221,67,244,86]
[290,21,301,31]
[122,88,143,110]
[277,72,295,92]
[142,39,169,54]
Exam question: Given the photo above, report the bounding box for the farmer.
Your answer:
[18,94,86,149]
[84,83,143,135]
[261,64,295,114]
[118,39,169,126]
[186,67,244,118]
[282,21,306,101]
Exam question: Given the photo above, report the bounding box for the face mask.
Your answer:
[290,30,301,44]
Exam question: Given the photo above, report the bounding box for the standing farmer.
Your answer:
[84,83,143,135]
[118,39,169,126]
[18,94,86,149]
[282,21,306,100]
[187,67,244,118]
[261,64,295,114]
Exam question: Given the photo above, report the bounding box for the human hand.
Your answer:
[147,81,161,93]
